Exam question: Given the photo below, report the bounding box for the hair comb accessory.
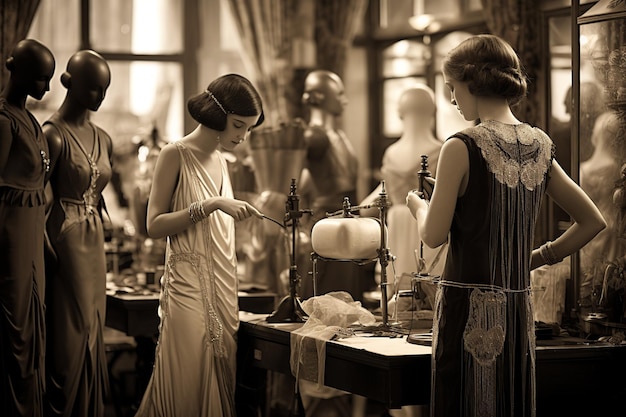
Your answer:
[205,89,228,114]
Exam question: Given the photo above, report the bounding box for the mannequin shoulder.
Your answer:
[304,125,330,159]
[95,126,114,154]
[304,125,330,143]
[43,122,64,154]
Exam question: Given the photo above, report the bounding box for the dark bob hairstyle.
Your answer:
[187,73,265,131]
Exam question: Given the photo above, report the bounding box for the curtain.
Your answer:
[226,0,367,126]
[0,0,41,89]
[314,0,367,78]
[227,0,300,126]
[481,0,541,126]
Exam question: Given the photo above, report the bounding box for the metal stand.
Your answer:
[310,181,396,329]
[266,178,312,323]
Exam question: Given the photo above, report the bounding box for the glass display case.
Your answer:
[576,0,626,334]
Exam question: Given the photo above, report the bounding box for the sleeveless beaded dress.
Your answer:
[431,120,553,417]
[135,142,239,417]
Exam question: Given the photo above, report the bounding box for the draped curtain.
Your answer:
[314,0,367,78]
[226,0,366,127]
[227,0,300,127]
[481,0,541,126]
[0,0,41,89]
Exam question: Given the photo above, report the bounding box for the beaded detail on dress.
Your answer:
[470,120,552,191]
[172,141,229,358]
[168,252,226,357]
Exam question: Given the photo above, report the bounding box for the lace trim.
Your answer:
[463,288,506,417]
[468,122,552,191]
[463,289,507,365]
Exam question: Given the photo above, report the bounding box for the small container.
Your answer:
[136,272,147,286]
[145,270,156,285]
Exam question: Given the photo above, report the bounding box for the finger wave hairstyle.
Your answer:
[443,34,528,106]
[187,73,265,131]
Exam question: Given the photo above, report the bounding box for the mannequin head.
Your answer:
[187,73,265,131]
[5,38,55,100]
[590,111,623,157]
[302,69,347,116]
[398,84,436,124]
[61,50,111,111]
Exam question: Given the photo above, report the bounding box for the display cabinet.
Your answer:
[575,0,626,335]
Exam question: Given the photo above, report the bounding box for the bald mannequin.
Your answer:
[362,84,441,209]
[360,84,443,417]
[386,85,440,176]
[299,70,366,300]
[42,50,113,417]
[301,69,358,221]
[0,38,55,417]
[3,38,55,101]
[45,49,112,173]
[0,39,55,174]
[361,84,443,295]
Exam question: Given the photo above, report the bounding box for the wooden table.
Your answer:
[237,313,626,415]
[104,290,277,412]
[105,290,277,337]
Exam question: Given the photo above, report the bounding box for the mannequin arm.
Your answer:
[0,116,13,175]
[304,126,330,160]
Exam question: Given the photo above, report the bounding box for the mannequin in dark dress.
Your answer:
[0,38,55,417]
[43,50,112,417]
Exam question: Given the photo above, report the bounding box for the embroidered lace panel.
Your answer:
[472,121,552,191]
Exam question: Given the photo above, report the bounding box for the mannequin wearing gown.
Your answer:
[135,74,263,417]
[0,38,55,417]
[43,50,112,417]
[361,85,444,309]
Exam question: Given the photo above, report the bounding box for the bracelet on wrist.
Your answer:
[539,241,561,265]
[189,201,207,224]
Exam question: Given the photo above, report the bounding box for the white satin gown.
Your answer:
[135,142,239,417]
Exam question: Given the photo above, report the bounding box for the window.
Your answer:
[28,0,186,143]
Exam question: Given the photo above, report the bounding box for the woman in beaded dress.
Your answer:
[406,35,605,417]
[0,39,55,417]
[43,50,112,417]
[134,74,263,417]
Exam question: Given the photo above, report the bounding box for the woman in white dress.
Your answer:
[135,74,264,417]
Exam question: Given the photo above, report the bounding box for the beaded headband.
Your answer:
[205,89,230,114]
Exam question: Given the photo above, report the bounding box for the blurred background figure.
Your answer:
[298,69,375,306]
[241,119,306,298]
[131,123,167,275]
[43,49,112,417]
[579,111,626,316]
[362,84,444,313]
[359,84,443,417]
[301,69,358,224]
[0,38,54,417]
